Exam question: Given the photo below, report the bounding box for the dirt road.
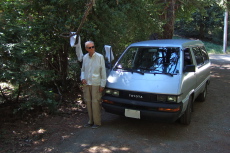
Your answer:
[32,54,230,153]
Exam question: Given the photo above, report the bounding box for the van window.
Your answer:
[200,46,209,64]
[192,47,209,66]
[192,47,204,66]
[184,48,193,67]
[115,47,180,74]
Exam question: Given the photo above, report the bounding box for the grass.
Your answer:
[173,35,230,54]
[202,41,230,54]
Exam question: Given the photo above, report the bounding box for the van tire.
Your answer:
[180,96,192,125]
[196,84,207,102]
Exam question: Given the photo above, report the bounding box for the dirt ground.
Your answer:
[0,54,230,153]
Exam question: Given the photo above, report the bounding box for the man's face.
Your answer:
[85,42,95,54]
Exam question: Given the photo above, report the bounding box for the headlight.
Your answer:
[105,89,119,97]
[157,95,177,102]
[167,96,177,102]
[112,90,119,96]
[105,89,112,94]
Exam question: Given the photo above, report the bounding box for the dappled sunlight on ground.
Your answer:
[86,144,130,153]
[0,104,87,152]
[208,55,230,114]
[209,53,230,60]
[67,143,132,153]
[210,54,230,85]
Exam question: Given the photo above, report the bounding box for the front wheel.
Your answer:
[180,96,192,125]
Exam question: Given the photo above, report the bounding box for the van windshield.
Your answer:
[114,47,180,75]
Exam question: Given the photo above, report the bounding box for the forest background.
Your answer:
[0,0,229,116]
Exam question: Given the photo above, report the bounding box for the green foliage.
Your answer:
[174,36,230,54]
[14,89,58,115]
[82,0,163,57]
[175,3,225,44]
[203,40,230,54]
[176,0,215,19]
[0,0,62,113]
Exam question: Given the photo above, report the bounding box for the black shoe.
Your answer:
[92,125,100,129]
[84,123,93,128]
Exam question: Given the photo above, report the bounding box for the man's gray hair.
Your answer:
[85,41,94,47]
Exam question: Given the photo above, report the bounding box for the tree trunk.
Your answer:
[58,44,69,91]
[46,44,69,92]
[199,22,205,40]
[160,0,176,39]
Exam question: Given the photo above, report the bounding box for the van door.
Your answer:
[182,48,196,101]
[191,46,210,97]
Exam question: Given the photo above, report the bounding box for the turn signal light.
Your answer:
[158,107,180,112]
[103,100,114,104]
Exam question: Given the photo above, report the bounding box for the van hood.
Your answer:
[106,71,181,95]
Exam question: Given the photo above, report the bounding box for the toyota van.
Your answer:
[102,39,211,125]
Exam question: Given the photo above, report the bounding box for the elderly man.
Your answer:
[81,41,106,129]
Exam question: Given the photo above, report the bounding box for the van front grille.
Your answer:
[120,90,157,102]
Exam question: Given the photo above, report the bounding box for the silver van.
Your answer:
[102,39,211,125]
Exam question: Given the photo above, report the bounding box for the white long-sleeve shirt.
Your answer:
[81,52,106,87]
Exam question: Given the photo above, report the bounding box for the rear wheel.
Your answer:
[180,96,192,125]
[196,84,207,102]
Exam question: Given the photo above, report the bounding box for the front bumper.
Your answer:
[102,95,183,122]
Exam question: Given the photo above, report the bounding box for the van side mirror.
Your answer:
[184,65,195,72]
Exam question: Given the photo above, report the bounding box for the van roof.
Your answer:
[130,39,204,48]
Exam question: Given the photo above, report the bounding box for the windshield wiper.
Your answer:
[132,69,144,75]
[152,72,174,77]
[138,66,155,71]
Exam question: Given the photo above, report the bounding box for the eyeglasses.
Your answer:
[86,46,95,49]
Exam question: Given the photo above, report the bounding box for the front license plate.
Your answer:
[125,109,140,119]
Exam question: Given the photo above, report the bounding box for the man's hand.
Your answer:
[82,79,87,84]
[99,87,104,92]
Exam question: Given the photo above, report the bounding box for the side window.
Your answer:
[200,46,209,64]
[192,47,204,66]
[184,48,193,67]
